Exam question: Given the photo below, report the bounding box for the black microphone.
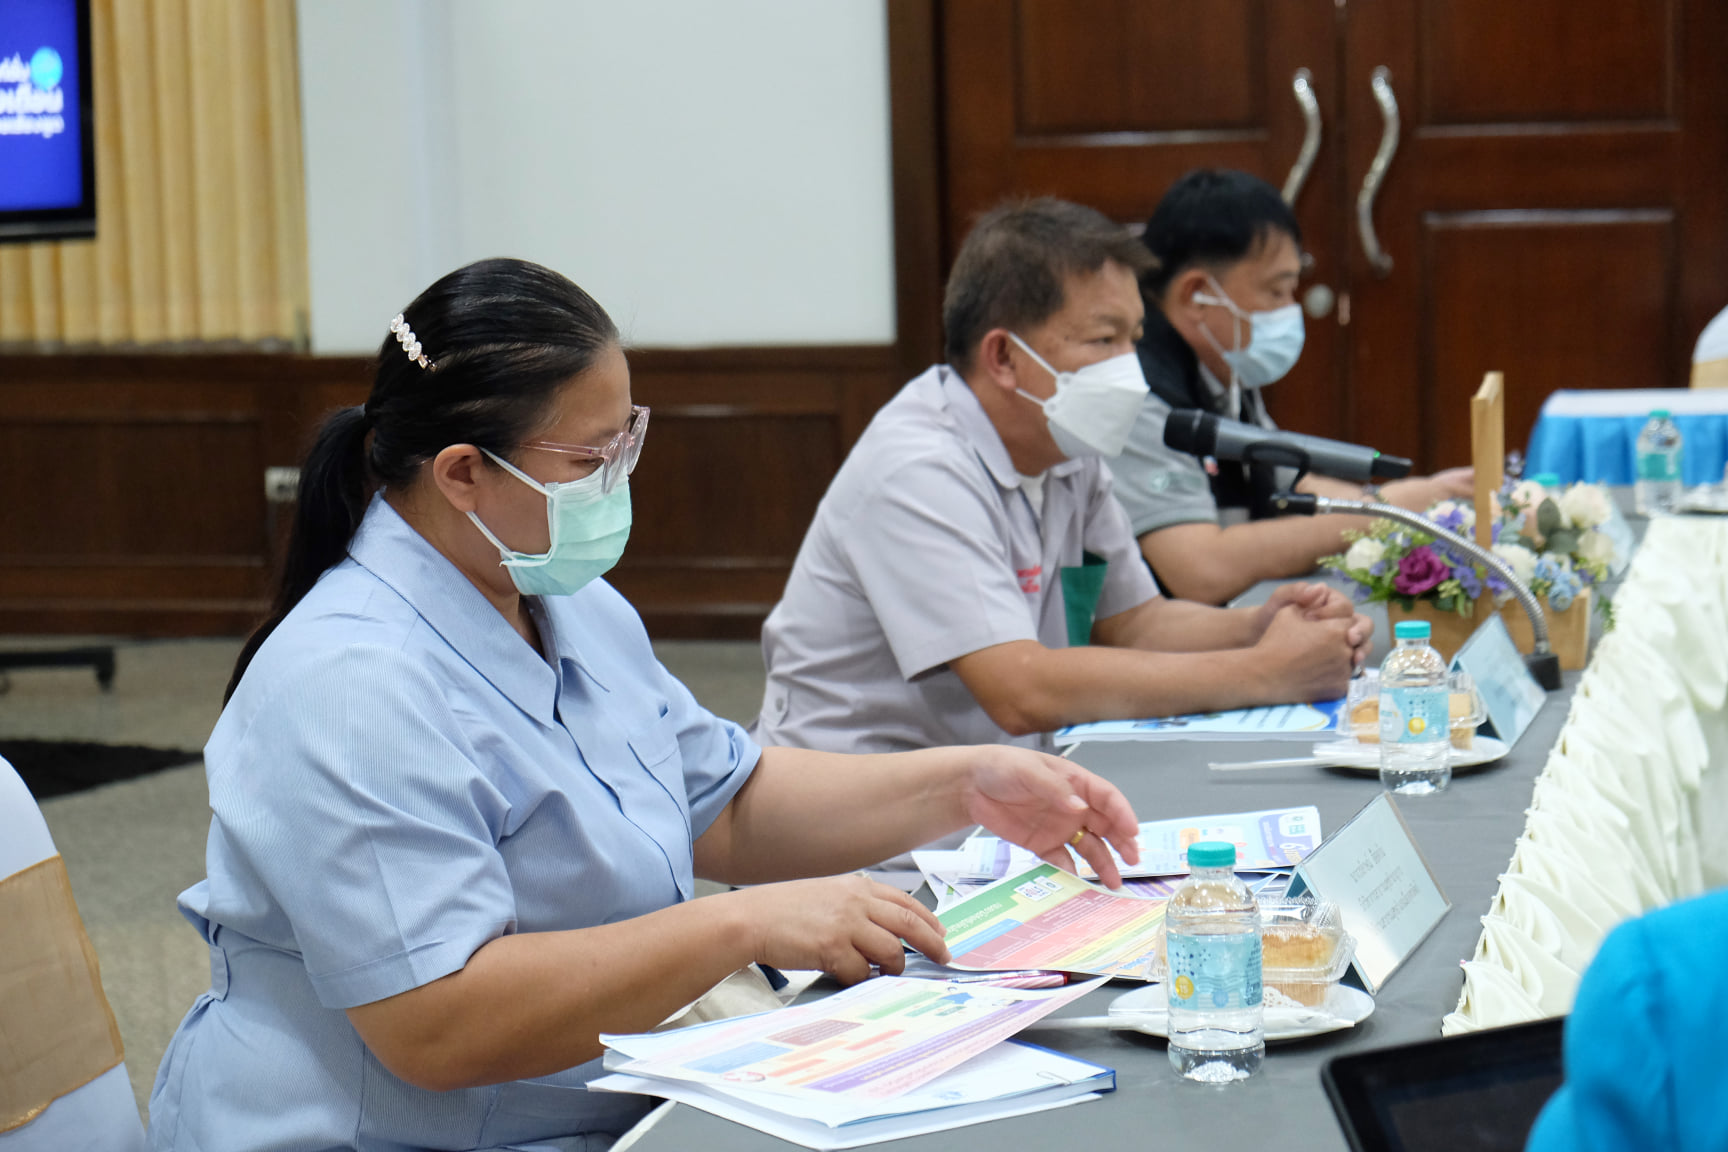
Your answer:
[1162,410,1413,482]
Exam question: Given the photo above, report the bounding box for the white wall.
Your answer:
[296,0,896,354]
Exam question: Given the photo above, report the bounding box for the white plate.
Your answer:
[1312,735,1509,776]
[1104,982,1375,1043]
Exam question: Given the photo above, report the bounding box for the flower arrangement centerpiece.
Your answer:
[1320,479,1619,669]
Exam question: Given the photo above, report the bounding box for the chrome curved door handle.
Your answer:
[1281,68,1321,206]
[1356,66,1399,277]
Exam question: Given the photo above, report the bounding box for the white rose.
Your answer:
[1509,480,1546,511]
[1578,529,1617,566]
[1343,537,1386,572]
[1558,483,1613,529]
[1492,543,1538,587]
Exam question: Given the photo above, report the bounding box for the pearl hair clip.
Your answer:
[389,313,435,370]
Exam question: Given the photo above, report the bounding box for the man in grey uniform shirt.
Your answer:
[1110,170,1473,605]
[755,199,1370,755]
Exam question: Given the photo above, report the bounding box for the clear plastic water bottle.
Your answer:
[1166,841,1263,1083]
[1635,409,1683,516]
[1378,620,1451,794]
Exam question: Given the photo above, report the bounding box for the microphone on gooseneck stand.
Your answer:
[1162,410,1414,484]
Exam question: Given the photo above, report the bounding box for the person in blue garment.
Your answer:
[1524,887,1728,1151]
[146,258,1142,1152]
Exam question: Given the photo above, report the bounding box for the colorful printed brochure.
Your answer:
[600,973,1102,1105]
[959,805,1323,881]
[593,1036,1113,1149]
[939,864,1167,979]
[1055,697,1347,743]
[912,848,1205,913]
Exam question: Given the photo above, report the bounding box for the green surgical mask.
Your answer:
[467,449,631,596]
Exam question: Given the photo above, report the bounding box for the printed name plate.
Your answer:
[1286,793,1450,994]
[1451,614,1547,748]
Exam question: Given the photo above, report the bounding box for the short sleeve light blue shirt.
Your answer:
[148,496,760,1152]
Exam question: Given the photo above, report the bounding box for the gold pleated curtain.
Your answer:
[0,0,308,348]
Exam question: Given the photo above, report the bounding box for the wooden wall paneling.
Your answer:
[935,1,1346,438]
[1257,0,1349,444]
[604,345,899,638]
[1674,0,1728,353]
[888,0,946,374]
[0,355,308,634]
[1422,211,1677,468]
[1014,0,1261,134]
[1420,0,1674,125]
[1343,0,1721,472]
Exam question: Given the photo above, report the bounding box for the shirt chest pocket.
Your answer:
[626,711,691,837]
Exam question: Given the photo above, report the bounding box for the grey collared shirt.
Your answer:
[753,365,1158,754]
[1108,366,1293,536]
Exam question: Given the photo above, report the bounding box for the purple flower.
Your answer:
[1348,581,1372,604]
[1431,506,1467,533]
[1485,570,1509,597]
[1454,566,1483,599]
[1393,546,1449,596]
[1369,560,1388,577]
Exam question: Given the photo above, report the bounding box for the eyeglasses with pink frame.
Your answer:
[519,404,649,494]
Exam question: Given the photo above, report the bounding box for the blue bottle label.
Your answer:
[1637,451,1679,482]
[1381,685,1449,745]
[1167,930,1262,1011]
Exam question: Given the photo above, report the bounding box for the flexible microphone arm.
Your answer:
[1270,492,1564,691]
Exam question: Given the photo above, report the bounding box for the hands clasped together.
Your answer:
[1253,580,1372,700]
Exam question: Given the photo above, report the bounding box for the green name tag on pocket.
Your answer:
[1059,551,1109,647]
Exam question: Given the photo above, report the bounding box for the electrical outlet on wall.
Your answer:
[264,467,301,504]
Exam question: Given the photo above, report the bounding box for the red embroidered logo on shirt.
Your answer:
[1017,566,1042,594]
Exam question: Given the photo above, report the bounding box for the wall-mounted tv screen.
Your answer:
[0,0,96,243]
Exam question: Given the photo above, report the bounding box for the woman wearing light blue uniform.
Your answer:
[146,258,1141,1152]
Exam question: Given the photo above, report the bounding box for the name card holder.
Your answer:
[1451,613,1547,748]
[1286,793,1450,994]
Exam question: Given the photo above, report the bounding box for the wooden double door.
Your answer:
[935,0,1728,471]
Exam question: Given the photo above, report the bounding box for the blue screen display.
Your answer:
[0,0,86,213]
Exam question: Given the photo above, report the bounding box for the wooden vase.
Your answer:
[1387,587,1591,670]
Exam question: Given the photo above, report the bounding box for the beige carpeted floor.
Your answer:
[5,636,766,1120]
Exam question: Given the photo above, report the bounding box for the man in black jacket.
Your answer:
[1107,170,1472,604]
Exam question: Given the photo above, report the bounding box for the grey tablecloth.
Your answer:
[631,669,1580,1152]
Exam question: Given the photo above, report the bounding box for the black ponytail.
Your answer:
[224,258,618,702]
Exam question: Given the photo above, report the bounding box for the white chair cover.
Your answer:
[1472,913,1581,1016]
[1447,516,1728,1032]
[0,760,145,1152]
[1492,872,1607,973]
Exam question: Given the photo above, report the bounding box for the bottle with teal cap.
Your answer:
[1378,619,1451,793]
[1635,409,1683,516]
[1165,840,1263,1082]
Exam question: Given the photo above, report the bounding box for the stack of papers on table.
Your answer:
[962,805,1322,880]
[1056,697,1346,743]
[593,975,1112,1149]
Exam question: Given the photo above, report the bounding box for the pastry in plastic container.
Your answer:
[1347,669,1485,751]
[1257,897,1356,1007]
[1151,895,1357,1008]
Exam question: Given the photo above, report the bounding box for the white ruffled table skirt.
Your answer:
[1442,515,1728,1034]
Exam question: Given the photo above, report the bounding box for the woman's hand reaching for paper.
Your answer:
[729,875,950,985]
[957,746,1141,888]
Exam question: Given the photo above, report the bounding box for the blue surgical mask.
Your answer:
[467,449,631,596]
[1194,276,1305,390]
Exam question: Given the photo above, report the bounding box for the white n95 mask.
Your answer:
[1194,276,1305,390]
[1008,333,1150,459]
[467,449,631,596]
